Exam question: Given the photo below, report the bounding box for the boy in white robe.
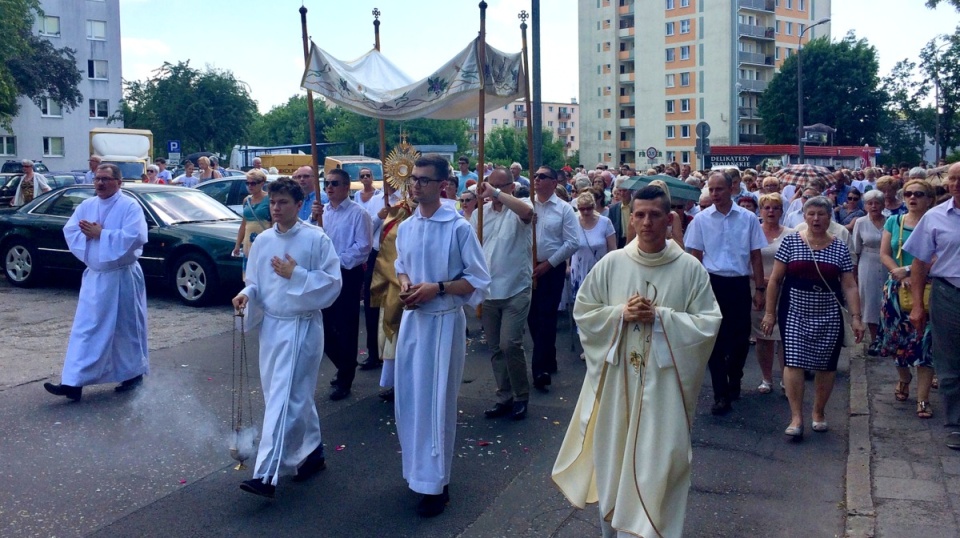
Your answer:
[233,177,342,499]
[394,155,490,517]
[44,164,149,401]
[553,185,722,537]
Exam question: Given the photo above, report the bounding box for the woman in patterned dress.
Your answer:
[852,190,888,354]
[878,179,936,418]
[762,196,865,440]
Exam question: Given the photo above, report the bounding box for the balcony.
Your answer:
[738,106,761,119]
[738,0,774,12]
[737,79,768,93]
[558,111,572,120]
[617,2,634,15]
[739,133,765,144]
[557,127,571,136]
[738,51,774,66]
[513,110,527,120]
[618,49,634,61]
[738,24,775,40]
[618,94,634,104]
[618,27,635,39]
[619,140,633,150]
[619,72,635,83]
[619,118,636,128]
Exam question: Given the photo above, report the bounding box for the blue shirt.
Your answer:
[297,191,329,222]
[456,171,478,195]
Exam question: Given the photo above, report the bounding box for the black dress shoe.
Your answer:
[329,387,351,401]
[533,373,551,392]
[711,398,732,416]
[484,401,513,419]
[292,445,326,482]
[358,359,383,371]
[378,387,395,402]
[329,375,339,387]
[115,375,143,393]
[416,491,448,517]
[44,382,81,401]
[240,479,275,499]
[510,401,528,421]
[729,384,741,401]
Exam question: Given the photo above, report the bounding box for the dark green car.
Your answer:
[0,183,244,306]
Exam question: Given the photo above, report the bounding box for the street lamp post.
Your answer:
[932,39,949,165]
[797,17,831,164]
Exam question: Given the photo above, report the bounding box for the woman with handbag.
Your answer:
[878,179,935,418]
[761,196,865,440]
[232,169,271,277]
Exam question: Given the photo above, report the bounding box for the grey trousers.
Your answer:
[931,278,960,427]
[481,288,532,404]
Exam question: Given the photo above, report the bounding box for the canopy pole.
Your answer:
[476,1,488,243]
[520,11,538,286]
[300,5,322,226]
[374,8,390,207]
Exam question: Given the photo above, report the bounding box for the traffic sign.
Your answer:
[167,140,181,153]
[645,146,658,160]
[695,122,711,138]
[169,152,181,162]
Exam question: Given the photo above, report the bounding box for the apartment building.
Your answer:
[0,0,123,170]
[468,99,580,158]
[579,0,830,169]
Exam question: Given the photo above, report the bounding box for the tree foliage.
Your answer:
[248,94,343,147]
[115,61,259,156]
[323,113,470,160]
[483,125,569,170]
[926,0,960,9]
[758,33,886,146]
[0,0,83,129]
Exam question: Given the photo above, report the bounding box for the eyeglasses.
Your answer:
[94,176,118,182]
[292,174,313,180]
[578,206,595,211]
[359,173,372,178]
[324,180,346,188]
[534,173,556,180]
[903,191,928,198]
[246,181,264,186]
[408,176,440,186]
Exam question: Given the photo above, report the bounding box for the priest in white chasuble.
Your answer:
[553,185,722,538]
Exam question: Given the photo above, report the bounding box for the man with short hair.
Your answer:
[680,163,692,181]
[83,155,102,184]
[13,159,51,206]
[293,166,327,223]
[44,164,149,401]
[232,177,343,498]
[510,162,531,188]
[528,165,579,391]
[251,157,268,173]
[684,171,767,415]
[553,185,721,538]
[455,156,478,195]
[473,168,534,421]
[394,154,490,517]
[155,158,172,183]
[320,168,372,401]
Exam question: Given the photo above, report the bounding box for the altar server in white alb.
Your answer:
[232,177,343,499]
[44,163,149,402]
[394,154,490,517]
[553,185,722,538]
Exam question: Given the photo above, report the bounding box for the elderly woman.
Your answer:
[761,176,781,195]
[763,196,865,439]
[458,189,478,220]
[738,195,759,215]
[878,179,935,418]
[231,170,271,273]
[852,189,887,354]
[876,175,906,217]
[144,164,165,184]
[751,193,794,393]
[836,189,865,232]
[197,156,222,183]
[569,191,616,304]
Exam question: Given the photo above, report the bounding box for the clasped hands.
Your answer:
[623,293,655,323]
[78,219,102,240]
[399,280,440,306]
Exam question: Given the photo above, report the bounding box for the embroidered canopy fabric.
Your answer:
[301,38,525,121]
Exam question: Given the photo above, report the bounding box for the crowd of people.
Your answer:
[37,153,960,536]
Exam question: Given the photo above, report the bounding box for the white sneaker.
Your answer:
[757,380,772,394]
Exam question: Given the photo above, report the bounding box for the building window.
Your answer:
[548,106,554,112]
[0,136,15,156]
[787,0,792,7]
[89,99,108,119]
[570,136,575,142]
[776,47,780,60]
[666,125,676,139]
[666,48,675,62]
[40,98,62,117]
[39,16,60,37]
[681,125,691,138]
[776,21,780,34]
[681,151,690,163]
[548,121,554,127]
[43,136,64,157]
[799,0,805,9]
[491,118,497,125]
[799,23,806,35]
[666,100,675,113]
[666,0,675,8]
[665,22,675,36]
[666,151,676,162]
[665,74,675,88]
[680,19,691,34]
[680,98,690,112]
[680,72,690,86]
[88,60,108,80]
[786,22,793,35]
[515,119,524,128]
[681,0,690,6]
[86,20,106,40]
[680,45,690,60]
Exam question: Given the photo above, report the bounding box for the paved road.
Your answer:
[0,279,849,537]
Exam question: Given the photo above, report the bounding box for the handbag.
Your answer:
[896,215,931,312]
[806,236,858,347]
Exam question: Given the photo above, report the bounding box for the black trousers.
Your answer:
[323,265,364,390]
[527,262,566,378]
[362,249,380,363]
[708,274,752,401]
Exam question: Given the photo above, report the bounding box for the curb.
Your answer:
[845,353,876,537]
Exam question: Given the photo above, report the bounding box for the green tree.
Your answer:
[324,114,470,159]
[758,33,886,146]
[248,94,342,147]
[926,0,960,9]
[114,61,259,156]
[0,0,83,129]
[483,125,569,170]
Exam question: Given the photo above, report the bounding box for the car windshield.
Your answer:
[137,189,241,225]
[103,161,145,180]
[2,175,22,189]
[340,162,384,181]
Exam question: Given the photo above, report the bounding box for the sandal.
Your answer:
[895,376,912,402]
[917,401,933,419]
[932,376,939,390]
[758,380,772,394]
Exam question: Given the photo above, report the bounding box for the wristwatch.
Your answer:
[437,281,446,296]
[492,187,501,200]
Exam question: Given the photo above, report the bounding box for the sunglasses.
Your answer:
[360,174,372,178]
[847,197,860,201]
[325,180,346,188]
[246,181,264,186]
[577,206,594,211]
[147,170,156,173]
[534,173,556,180]
[903,191,927,198]
[459,197,476,204]
[292,174,312,180]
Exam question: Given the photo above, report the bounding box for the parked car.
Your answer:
[1,160,50,174]
[0,173,80,207]
[196,175,287,214]
[0,184,243,306]
[48,171,86,184]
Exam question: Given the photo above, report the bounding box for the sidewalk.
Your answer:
[846,351,960,537]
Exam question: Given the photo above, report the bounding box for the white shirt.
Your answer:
[471,199,533,300]
[353,189,392,251]
[322,197,372,270]
[684,203,767,277]
[535,193,579,267]
[173,174,198,188]
[82,170,96,184]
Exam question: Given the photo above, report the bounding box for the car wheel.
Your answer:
[173,253,219,307]
[4,240,40,287]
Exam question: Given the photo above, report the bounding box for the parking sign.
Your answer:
[167,140,181,153]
